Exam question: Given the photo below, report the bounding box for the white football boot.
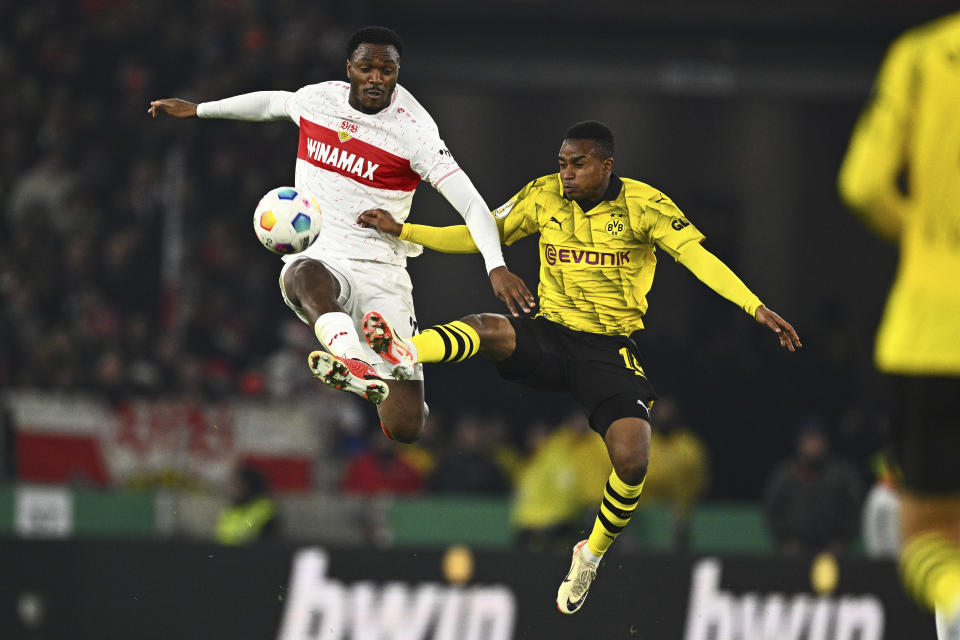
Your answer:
[556,540,599,614]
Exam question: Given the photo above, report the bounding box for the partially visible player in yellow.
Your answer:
[359,120,800,614]
[838,11,960,637]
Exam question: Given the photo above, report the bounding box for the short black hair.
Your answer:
[346,26,404,60]
[564,120,615,158]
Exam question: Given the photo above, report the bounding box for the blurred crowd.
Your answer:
[0,0,347,399]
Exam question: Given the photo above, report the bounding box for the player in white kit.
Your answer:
[148,27,534,442]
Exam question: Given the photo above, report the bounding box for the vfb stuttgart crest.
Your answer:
[339,120,359,142]
[606,210,625,237]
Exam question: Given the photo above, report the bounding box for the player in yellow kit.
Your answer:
[358,120,801,614]
[838,11,960,636]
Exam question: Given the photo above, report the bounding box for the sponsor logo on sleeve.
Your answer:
[493,199,517,219]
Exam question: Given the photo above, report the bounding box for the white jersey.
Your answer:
[277,81,460,266]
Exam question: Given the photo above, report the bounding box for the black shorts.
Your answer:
[888,375,960,494]
[495,316,657,436]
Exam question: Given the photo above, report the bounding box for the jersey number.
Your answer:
[619,347,645,377]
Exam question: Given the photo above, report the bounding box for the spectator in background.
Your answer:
[428,415,509,495]
[216,466,279,545]
[263,319,320,400]
[862,451,902,559]
[764,423,863,555]
[512,423,579,551]
[0,2,348,401]
[341,432,424,495]
[640,397,709,547]
[512,415,612,551]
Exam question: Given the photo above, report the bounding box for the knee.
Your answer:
[612,454,648,486]
[605,419,651,486]
[382,406,426,444]
[463,314,513,358]
[463,313,506,339]
[388,421,423,444]
[286,258,339,309]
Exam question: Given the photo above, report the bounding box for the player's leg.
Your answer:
[281,258,388,402]
[893,376,960,628]
[901,494,960,637]
[557,331,655,615]
[588,415,651,551]
[344,261,436,443]
[364,311,518,365]
[376,379,426,443]
[283,257,363,356]
[360,312,518,442]
[558,401,652,615]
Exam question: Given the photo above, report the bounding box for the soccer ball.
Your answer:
[253,186,322,255]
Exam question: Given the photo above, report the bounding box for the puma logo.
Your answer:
[550,216,563,228]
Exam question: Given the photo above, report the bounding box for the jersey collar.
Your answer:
[572,174,623,213]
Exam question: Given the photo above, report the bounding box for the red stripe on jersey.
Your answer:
[298,117,421,192]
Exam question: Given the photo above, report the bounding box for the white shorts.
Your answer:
[278,256,424,381]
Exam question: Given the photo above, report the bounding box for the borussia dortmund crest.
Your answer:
[338,131,352,142]
[605,210,625,237]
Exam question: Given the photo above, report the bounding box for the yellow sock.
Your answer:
[587,470,644,557]
[901,532,960,616]
[408,321,479,363]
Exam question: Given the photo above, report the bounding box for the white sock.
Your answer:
[580,545,602,567]
[936,604,960,640]
[314,312,365,360]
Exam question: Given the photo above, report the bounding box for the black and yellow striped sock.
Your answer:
[586,470,644,557]
[408,321,480,363]
[901,532,960,616]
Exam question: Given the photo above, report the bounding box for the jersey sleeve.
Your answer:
[435,171,507,272]
[197,91,296,122]
[407,125,462,187]
[495,180,541,246]
[282,87,308,125]
[636,194,706,259]
[677,243,763,316]
[399,218,506,254]
[397,178,542,252]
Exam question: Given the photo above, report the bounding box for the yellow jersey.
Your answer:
[491,174,705,334]
[839,12,960,375]
[401,173,763,336]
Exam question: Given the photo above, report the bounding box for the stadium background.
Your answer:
[0,1,955,638]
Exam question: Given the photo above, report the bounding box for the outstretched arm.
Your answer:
[357,210,502,254]
[148,91,295,122]
[678,243,802,351]
[403,221,485,253]
[435,172,505,270]
[356,210,535,317]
